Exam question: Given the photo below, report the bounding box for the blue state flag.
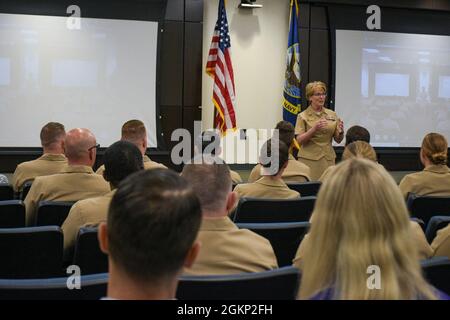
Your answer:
[283,0,301,126]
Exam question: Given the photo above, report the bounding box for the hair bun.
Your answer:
[431,151,447,164]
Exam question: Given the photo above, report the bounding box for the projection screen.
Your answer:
[0,13,159,148]
[334,30,450,147]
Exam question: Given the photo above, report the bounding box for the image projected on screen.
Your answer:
[0,13,158,147]
[335,30,450,147]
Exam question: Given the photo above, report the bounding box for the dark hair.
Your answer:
[259,138,289,175]
[107,169,202,283]
[40,122,65,148]
[275,121,295,149]
[103,141,144,188]
[345,125,370,146]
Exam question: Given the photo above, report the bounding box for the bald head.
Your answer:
[64,128,97,166]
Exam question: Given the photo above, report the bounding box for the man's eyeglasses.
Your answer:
[312,93,327,97]
[88,143,100,151]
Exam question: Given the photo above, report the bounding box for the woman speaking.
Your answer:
[295,81,344,180]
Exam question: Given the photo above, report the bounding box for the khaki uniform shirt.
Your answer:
[294,106,340,161]
[431,224,450,259]
[292,221,433,269]
[62,190,116,255]
[248,154,311,183]
[12,154,68,192]
[24,165,110,226]
[184,217,278,275]
[234,176,300,200]
[399,164,450,199]
[95,155,167,176]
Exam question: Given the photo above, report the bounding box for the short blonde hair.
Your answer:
[421,133,448,165]
[299,158,437,300]
[121,120,147,144]
[305,81,327,101]
[342,141,377,162]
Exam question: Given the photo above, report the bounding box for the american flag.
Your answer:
[206,0,237,134]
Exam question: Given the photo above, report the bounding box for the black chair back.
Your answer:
[0,226,63,278]
[36,201,75,226]
[177,266,300,300]
[20,181,33,201]
[0,184,14,201]
[233,197,316,223]
[421,257,450,296]
[287,181,321,197]
[425,216,450,243]
[73,227,108,275]
[236,222,310,267]
[408,194,450,227]
[0,200,25,228]
[0,273,108,300]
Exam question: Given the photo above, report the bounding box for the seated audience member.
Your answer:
[0,174,8,184]
[319,140,377,182]
[234,139,300,199]
[196,130,243,184]
[62,141,143,259]
[12,122,67,192]
[399,133,450,199]
[297,158,446,300]
[181,156,278,275]
[24,128,110,226]
[96,119,166,175]
[298,143,432,264]
[431,224,450,259]
[248,121,311,183]
[98,169,201,300]
[345,125,370,145]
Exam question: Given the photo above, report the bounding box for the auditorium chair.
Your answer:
[407,194,450,227]
[236,221,310,267]
[73,227,108,275]
[0,200,25,228]
[0,226,63,278]
[233,196,316,223]
[35,201,75,226]
[0,273,108,300]
[177,266,300,300]
[287,181,322,197]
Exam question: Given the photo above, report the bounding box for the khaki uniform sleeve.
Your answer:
[24,179,43,226]
[410,221,433,259]
[294,113,306,136]
[398,175,412,200]
[431,225,450,259]
[248,165,262,183]
[95,165,105,176]
[292,233,310,270]
[12,165,24,193]
[230,170,243,184]
[62,203,85,256]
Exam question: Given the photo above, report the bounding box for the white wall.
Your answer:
[202,0,290,132]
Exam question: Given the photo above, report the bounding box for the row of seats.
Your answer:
[0,200,73,227]
[3,181,322,201]
[0,182,32,201]
[0,257,448,300]
[0,221,309,279]
[0,226,107,279]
